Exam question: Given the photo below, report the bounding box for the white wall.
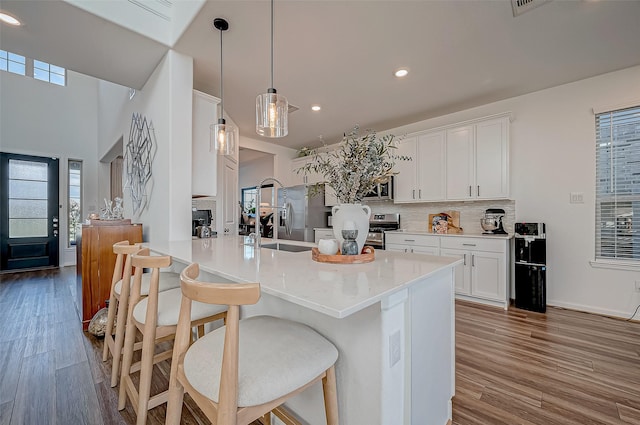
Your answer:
[0,69,100,266]
[383,65,640,319]
[239,135,298,186]
[98,50,194,243]
[239,155,274,190]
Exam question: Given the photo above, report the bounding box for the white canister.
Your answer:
[318,238,340,255]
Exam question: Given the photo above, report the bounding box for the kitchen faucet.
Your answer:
[249,177,288,248]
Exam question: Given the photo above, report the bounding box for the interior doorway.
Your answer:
[0,152,60,271]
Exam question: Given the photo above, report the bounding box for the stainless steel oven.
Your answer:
[363,177,394,201]
[366,213,400,250]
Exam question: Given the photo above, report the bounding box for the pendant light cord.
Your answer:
[219,25,224,118]
[270,0,274,89]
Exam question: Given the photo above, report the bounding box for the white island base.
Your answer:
[150,237,459,425]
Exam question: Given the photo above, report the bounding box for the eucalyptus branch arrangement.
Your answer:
[297,126,410,204]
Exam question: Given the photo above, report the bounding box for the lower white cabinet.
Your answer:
[385,233,440,255]
[386,232,509,309]
[314,228,335,243]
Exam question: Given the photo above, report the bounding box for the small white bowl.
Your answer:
[318,238,339,255]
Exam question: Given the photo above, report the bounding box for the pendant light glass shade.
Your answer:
[211,119,237,156]
[211,18,236,156]
[256,0,288,138]
[256,89,288,137]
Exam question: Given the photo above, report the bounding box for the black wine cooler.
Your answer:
[514,222,546,313]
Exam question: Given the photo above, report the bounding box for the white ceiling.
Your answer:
[2,0,640,151]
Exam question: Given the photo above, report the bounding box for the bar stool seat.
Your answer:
[183,315,338,407]
[132,287,228,327]
[114,271,180,297]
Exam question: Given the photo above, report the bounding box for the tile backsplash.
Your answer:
[368,199,515,234]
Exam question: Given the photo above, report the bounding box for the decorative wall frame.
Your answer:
[124,113,155,216]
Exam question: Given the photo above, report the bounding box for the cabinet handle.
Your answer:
[410,248,414,253]
[469,186,472,197]
[462,243,476,247]
[412,189,416,199]
[404,239,415,242]
[472,254,475,267]
[419,189,422,199]
[404,248,408,253]
[477,185,480,197]
[463,253,466,266]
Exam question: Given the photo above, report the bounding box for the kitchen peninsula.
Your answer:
[149,236,462,425]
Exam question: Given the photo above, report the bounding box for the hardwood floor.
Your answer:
[1,267,639,424]
[453,301,640,425]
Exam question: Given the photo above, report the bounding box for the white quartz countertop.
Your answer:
[385,230,513,239]
[147,236,461,319]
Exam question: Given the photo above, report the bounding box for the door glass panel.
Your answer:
[9,199,47,218]
[8,159,49,238]
[9,160,48,180]
[9,219,48,238]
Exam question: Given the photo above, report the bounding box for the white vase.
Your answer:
[331,203,371,254]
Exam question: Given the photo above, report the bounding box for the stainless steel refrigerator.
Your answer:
[276,185,329,242]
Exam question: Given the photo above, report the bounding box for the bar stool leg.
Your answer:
[323,365,339,425]
[102,295,117,362]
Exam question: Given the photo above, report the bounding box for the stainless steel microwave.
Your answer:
[363,177,394,201]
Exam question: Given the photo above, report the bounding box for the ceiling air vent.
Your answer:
[511,0,552,17]
[288,104,299,114]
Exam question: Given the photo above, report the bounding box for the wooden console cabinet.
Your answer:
[76,220,142,328]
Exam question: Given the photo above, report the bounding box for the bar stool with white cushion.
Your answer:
[102,240,181,388]
[165,263,339,425]
[118,249,228,425]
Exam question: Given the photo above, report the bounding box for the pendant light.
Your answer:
[256,0,288,138]
[211,18,237,156]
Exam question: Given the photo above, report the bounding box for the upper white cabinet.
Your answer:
[290,156,324,186]
[192,90,220,197]
[394,131,446,203]
[446,117,509,200]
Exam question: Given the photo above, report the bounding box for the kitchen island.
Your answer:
[149,236,461,425]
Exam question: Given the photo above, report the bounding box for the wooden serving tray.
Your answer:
[311,246,375,264]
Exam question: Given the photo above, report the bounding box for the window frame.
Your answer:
[591,102,640,270]
[68,159,82,247]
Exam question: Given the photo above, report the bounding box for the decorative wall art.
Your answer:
[124,113,156,216]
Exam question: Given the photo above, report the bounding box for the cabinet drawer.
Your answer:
[440,237,506,253]
[314,229,335,243]
[385,233,440,247]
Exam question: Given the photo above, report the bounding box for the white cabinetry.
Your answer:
[290,156,323,186]
[314,228,335,243]
[440,237,508,309]
[385,233,440,255]
[217,157,238,235]
[394,132,446,203]
[445,117,509,200]
[192,90,220,197]
[386,231,510,309]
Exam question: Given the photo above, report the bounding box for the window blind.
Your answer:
[595,105,640,260]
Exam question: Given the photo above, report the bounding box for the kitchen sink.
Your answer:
[261,243,313,252]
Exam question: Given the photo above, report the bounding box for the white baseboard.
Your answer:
[547,299,635,320]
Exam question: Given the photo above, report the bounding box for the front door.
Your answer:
[0,153,60,271]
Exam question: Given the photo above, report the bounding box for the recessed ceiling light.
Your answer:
[0,12,21,26]
[394,69,409,78]
[311,105,321,112]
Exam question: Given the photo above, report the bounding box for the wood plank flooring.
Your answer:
[1,267,639,424]
[453,301,640,425]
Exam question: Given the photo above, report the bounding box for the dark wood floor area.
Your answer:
[1,267,639,425]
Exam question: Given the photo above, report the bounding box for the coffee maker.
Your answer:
[192,209,212,237]
[480,208,507,234]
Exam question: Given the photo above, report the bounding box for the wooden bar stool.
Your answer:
[102,240,181,388]
[118,249,228,425]
[165,263,339,425]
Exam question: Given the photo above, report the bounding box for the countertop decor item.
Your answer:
[297,125,406,204]
[311,245,375,264]
[332,204,371,250]
[341,229,359,255]
[318,238,340,255]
